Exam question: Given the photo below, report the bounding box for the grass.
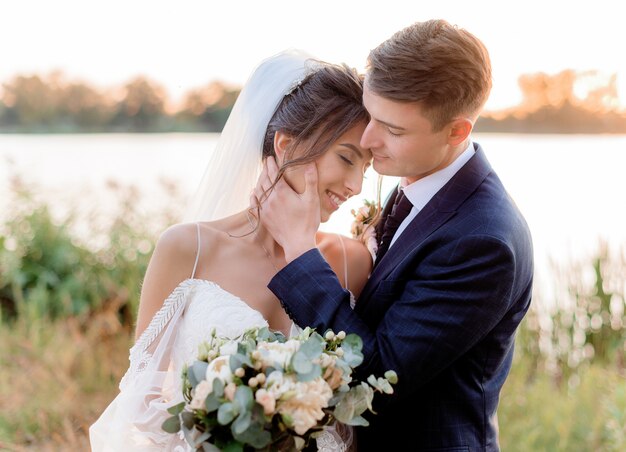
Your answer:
[0,315,132,450]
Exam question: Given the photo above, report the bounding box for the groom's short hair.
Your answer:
[366,19,492,131]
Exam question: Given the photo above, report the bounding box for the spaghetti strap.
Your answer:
[191,223,201,279]
[336,234,349,291]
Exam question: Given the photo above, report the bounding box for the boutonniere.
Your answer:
[350,199,380,261]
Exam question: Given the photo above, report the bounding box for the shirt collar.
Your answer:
[401,140,475,211]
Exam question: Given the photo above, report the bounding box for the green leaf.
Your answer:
[229,353,253,372]
[212,378,225,398]
[384,370,398,384]
[161,415,181,433]
[166,401,186,415]
[295,363,322,382]
[231,410,252,435]
[333,383,375,423]
[234,385,254,411]
[181,411,195,429]
[344,415,369,427]
[188,361,208,389]
[205,393,220,412]
[232,419,272,448]
[292,350,314,374]
[292,336,324,377]
[341,334,364,367]
[217,402,238,425]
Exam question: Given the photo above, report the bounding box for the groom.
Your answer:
[258,20,533,450]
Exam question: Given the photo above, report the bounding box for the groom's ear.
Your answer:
[447,118,473,146]
[273,131,293,165]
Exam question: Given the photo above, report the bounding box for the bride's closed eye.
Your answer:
[338,153,354,166]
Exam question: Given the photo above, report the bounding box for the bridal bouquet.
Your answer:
[162,326,397,451]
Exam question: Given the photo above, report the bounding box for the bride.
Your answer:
[89,50,374,451]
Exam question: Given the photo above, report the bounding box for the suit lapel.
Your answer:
[357,144,493,312]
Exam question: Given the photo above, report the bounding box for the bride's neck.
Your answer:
[232,209,284,259]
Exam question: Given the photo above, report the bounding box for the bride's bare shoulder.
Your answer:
[155,221,225,260]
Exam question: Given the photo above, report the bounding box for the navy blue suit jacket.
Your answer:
[269,143,533,451]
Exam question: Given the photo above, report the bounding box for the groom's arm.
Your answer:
[271,232,530,401]
[268,247,372,337]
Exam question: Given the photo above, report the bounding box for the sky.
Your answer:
[2,0,625,112]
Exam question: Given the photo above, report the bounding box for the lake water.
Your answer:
[2,133,625,299]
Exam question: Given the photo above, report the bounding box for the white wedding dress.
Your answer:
[89,226,353,452]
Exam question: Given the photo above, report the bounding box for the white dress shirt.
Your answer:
[387,141,476,250]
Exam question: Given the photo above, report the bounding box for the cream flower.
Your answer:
[189,380,212,410]
[205,355,233,389]
[256,339,301,369]
[224,382,237,401]
[323,365,344,390]
[264,370,295,399]
[255,388,277,415]
[277,378,333,435]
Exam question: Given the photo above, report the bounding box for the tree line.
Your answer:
[1,69,625,133]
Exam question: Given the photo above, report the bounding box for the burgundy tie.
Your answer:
[375,189,413,264]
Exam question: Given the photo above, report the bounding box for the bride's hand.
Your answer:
[252,157,320,263]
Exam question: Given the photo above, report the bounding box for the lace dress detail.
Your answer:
[120,281,194,388]
[90,279,268,451]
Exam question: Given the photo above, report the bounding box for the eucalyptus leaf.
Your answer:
[334,383,374,423]
[181,411,195,429]
[231,410,252,435]
[232,419,272,448]
[295,363,321,382]
[161,415,181,433]
[234,385,254,411]
[217,402,238,425]
[344,415,369,427]
[189,361,209,389]
[384,370,398,384]
[212,378,225,398]
[205,393,220,412]
[292,350,313,374]
[229,352,253,372]
[341,334,364,367]
[166,401,185,416]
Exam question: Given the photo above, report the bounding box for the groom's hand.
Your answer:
[253,157,320,263]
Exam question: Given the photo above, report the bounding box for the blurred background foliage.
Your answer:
[0,72,240,133]
[0,177,624,450]
[1,69,626,134]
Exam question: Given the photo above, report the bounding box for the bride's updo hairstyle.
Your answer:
[261,62,368,187]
